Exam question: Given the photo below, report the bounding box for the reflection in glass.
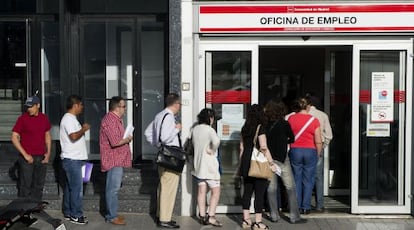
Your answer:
[42,22,61,140]
[358,51,405,205]
[82,21,134,156]
[206,51,251,207]
[141,21,165,160]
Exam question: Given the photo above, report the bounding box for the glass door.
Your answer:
[0,20,30,162]
[351,42,412,213]
[80,18,135,158]
[198,43,258,213]
[80,16,167,161]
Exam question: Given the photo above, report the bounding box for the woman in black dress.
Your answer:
[239,104,277,230]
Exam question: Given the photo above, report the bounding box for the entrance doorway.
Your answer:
[78,16,167,161]
[0,20,30,162]
[198,39,412,214]
[259,46,352,212]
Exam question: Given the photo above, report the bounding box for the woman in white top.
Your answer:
[191,108,222,227]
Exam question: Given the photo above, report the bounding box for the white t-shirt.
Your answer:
[60,113,88,160]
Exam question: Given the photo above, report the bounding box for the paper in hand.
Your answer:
[123,124,134,139]
[275,165,282,176]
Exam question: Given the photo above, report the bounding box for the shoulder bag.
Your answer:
[155,113,186,173]
[248,125,273,179]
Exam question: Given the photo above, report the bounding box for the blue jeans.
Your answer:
[105,167,123,221]
[267,158,301,222]
[289,148,317,210]
[315,149,324,209]
[62,158,84,218]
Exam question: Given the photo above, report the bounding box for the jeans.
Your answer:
[289,148,317,210]
[18,155,47,201]
[62,158,85,218]
[267,158,301,222]
[314,149,324,209]
[105,167,123,221]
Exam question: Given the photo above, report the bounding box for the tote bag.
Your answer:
[248,125,273,179]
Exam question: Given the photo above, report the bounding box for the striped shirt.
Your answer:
[99,111,132,172]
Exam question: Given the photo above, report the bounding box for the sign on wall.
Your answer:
[198,4,414,33]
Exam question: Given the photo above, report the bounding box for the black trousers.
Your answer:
[242,176,269,213]
[18,155,47,201]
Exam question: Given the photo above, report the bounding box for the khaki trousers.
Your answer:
[157,166,180,222]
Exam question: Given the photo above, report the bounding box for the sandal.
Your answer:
[198,214,208,225]
[242,219,252,229]
[207,215,223,227]
[252,222,269,230]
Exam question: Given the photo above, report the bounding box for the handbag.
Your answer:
[248,125,273,179]
[156,145,186,173]
[183,129,194,156]
[155,113,186,173]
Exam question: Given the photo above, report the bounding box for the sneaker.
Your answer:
[64,215,71,220]
[70,216,88,225]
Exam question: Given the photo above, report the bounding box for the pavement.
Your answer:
[27,210,414,230]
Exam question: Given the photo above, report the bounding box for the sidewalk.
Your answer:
[29,210,414,230]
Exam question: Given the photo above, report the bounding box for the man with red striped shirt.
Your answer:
[99,96,133,225]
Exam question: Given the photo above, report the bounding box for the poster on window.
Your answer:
[371,72,394,122]
[366,105,390,137]
[217,104,245,140]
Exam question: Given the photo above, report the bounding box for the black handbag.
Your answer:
[155,113,186,173]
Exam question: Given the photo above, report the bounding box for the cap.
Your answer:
[24,96,40,107]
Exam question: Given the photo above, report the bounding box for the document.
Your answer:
[123,124,134,139]
[82,162,93,183]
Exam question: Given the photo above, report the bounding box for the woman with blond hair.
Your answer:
[287,97,322,215]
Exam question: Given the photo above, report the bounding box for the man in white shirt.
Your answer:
[306,93,333,212]
[144,93,182,229]
[59,95,90,225]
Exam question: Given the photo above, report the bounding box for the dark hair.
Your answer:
[292,97,310,112]
[264,99,287,121]
[66,95,82,110]
[197,108,215,125]
[165,93,180,107]
[305,92,322,109]
[109,96,124,111]
[241,104,266,141]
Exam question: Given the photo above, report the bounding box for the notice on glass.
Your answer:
[123,124,134,139]
[222,104,244,121]
[366,105,390,137]
[371,72,394,122]
[217,119,244,141]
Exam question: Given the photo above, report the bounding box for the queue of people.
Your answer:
[10,92,331,229]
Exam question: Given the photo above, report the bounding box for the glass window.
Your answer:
[81,21,134,157]
[358,51,406,205]
[0,0,36,13]
[41,22,60,140]
[205,51,251,206]
[141,21,165,160]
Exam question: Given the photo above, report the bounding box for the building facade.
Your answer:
[180,0,414,216]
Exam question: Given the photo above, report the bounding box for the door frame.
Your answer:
[351,41,413,214]
[198,43,258,213]
[195,37,413,214]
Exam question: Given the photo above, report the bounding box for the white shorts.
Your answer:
[196,177,221,188]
